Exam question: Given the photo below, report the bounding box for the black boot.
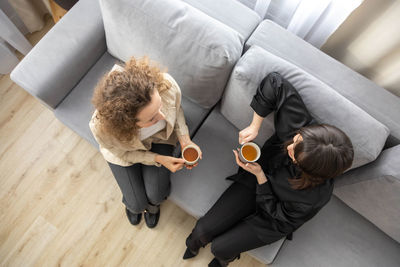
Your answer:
[209,254,240,267]
[144,206,160,228]
[182,247,199,259]
[208,258,225,267]
[125,208,142,225]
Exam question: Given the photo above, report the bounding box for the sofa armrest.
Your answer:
[10,0,106,109]
[335,145,400,188]
[334,145,400,242]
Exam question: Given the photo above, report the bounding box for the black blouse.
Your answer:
[228,72,334,243]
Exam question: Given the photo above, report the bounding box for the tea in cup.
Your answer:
[239,142,261,163]
[182,145,200,165]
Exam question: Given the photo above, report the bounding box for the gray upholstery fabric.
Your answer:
[182,0,261,40]
[10,0,106,109]
[221,45,390,170]
[335,145,400,188]
[237,0,257,9]
[180,96,210,139]
[54,52,210,149]
[272,196,400,267]
[334,145,400,243]
[335,175,400,244]
[99,0,243,108]
[170,107,238,218]
[246,20,400,144]
[170,106,284,264]
[54,53,118,147]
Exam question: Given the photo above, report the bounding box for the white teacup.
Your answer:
[182,145,200,165]
[239,142,261,163]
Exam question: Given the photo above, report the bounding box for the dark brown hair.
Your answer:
[92,57,170,142]
[286,124,354,190]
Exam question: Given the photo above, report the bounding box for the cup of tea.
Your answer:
[239,142,261,163]
[182,145,200,165]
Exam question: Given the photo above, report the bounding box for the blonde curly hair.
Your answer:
[92,57,171,142]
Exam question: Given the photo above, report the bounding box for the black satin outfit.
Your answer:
[185,72,334,264]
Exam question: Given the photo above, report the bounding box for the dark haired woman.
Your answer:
[90,57,202,228]
[182,72,354,266]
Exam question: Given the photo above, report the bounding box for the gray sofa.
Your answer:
[10,0,400,266]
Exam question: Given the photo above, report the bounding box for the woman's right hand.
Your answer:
[239,125,259,145]
[155,155,186,173]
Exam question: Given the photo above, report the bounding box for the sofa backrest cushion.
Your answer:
[246,20,400,146]
[221,45,390,170]
[99,0,243,108]
[182,0,261,41]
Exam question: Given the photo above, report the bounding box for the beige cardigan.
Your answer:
[89,73,189,167]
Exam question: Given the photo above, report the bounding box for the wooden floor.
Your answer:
[0,17,265,267]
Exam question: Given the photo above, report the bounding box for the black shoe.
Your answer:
[183,247,199,260]
[208,255,239,267]
[208,258,224,267]
[125,208,142,225]
[144,208,160,228]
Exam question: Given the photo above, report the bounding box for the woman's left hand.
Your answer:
[233,149,263,176]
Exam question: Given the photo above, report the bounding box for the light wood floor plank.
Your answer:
[1,216,58,267]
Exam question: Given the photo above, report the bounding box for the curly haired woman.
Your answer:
[90,57,202,228]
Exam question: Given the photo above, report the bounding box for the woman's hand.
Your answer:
[233,149,262,175]
[238,112,264,144]
[233,149,268,184]
[239,125,259,145]
[178,134,203,170]
[155,155,186,173]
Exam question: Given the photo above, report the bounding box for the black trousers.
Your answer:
[186,182,268,263]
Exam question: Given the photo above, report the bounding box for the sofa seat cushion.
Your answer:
[220,45,390,170]
[54,52,210,148]
[334,145,400,243]
[170,106,284,264]
[272,196,400,267]
[100,0,243,108]
[246,20,400,145]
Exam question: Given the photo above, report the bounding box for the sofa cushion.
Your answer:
[334,145,400,243]
[246,20,400,145]
[272,196,400,267]
[182,0,261,40]
[100,0,243,108]
[220,45,390,170]
[54,52,118,147]
[54,52,210,148]
[170,106,284,264]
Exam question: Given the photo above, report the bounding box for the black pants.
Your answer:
[108,143,174,214]
[186,182,268,264]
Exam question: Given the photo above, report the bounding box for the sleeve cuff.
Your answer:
[250,96,272,117]
[143,151,161,167]
[256,181,273,195]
